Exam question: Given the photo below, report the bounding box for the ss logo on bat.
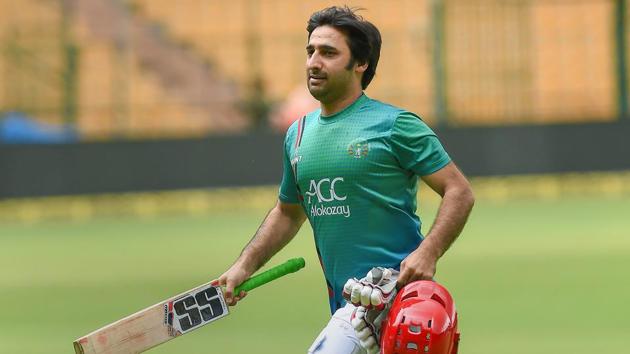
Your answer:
[164,285,229,335]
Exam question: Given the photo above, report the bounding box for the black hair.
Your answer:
[307,6,382,89]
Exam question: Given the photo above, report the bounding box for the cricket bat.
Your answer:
[73,257,305,354]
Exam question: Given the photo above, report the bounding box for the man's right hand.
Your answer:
[217,263,254,306]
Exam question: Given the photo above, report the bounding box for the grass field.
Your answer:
[1,186,629,354]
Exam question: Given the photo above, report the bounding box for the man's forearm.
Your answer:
[420,186,474,259]
[235,203,305,274]
[398,163,474,285]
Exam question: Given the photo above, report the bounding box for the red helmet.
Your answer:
[380,281,460,354]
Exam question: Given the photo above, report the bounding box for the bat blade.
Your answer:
[73,282,229,354]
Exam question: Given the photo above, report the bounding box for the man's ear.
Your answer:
[356,61,368,74]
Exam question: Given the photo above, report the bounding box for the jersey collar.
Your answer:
[318,93,368,125]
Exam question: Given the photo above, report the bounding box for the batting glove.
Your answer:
[350,305,389,354]
[343,267,399,354]
[342,267,399,310]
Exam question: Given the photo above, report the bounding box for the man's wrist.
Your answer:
[416,240,442,261]
[234,254,260,275]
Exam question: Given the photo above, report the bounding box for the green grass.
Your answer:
[1,193,629,353]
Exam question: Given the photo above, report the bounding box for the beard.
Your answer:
[307,79,327,101]
[307,58,356,102]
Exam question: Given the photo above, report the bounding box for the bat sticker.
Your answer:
[164,285,229,335]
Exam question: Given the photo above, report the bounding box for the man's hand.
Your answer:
[216,263,254,306]
[397,247,438,288]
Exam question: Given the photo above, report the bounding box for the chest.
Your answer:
[291,122,399,185]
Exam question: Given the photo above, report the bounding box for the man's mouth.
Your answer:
[309,73,327,80]
[309,75,326,85]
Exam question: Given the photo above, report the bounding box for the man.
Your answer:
[218,6,474,353]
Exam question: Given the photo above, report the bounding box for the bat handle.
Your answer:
[233,257,305,294]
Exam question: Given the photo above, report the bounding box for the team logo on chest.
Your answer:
[347,138,369,159]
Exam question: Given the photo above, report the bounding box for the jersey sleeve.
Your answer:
[278,127,300,203]
[390,112,451,176]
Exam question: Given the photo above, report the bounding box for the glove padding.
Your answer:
[342,267,399,310]
[350,306,388,354]
[344,267,399,354]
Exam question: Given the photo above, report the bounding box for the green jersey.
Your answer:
[279,94,451,313]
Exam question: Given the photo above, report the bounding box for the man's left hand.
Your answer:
[397,248,438,288]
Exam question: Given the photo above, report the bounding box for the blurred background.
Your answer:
[2,0,629,138]
[1,1,629,353]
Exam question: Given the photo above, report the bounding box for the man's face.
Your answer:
[306,25,362,103]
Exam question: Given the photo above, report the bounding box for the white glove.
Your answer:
[343,267,399,354]
[350,306,389,354]
[342,267,399,310]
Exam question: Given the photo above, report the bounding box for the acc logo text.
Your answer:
[304,177,351,218]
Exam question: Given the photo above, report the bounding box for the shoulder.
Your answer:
[287,108,320,131]
[283,108,321,146]
[362,97,429,130]
[363,97,405,119]
[393,111,435,136]
[361,99,434,139]
[304,108,321,126]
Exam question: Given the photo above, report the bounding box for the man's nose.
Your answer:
[307,53,322,70]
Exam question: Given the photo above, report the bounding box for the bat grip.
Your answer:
[234,257,305,295]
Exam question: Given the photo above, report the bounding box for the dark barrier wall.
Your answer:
[0,134,285,198]
[1,121,630,198]
[442,121,630,176]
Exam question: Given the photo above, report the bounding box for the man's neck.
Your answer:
[320,90,363,116]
